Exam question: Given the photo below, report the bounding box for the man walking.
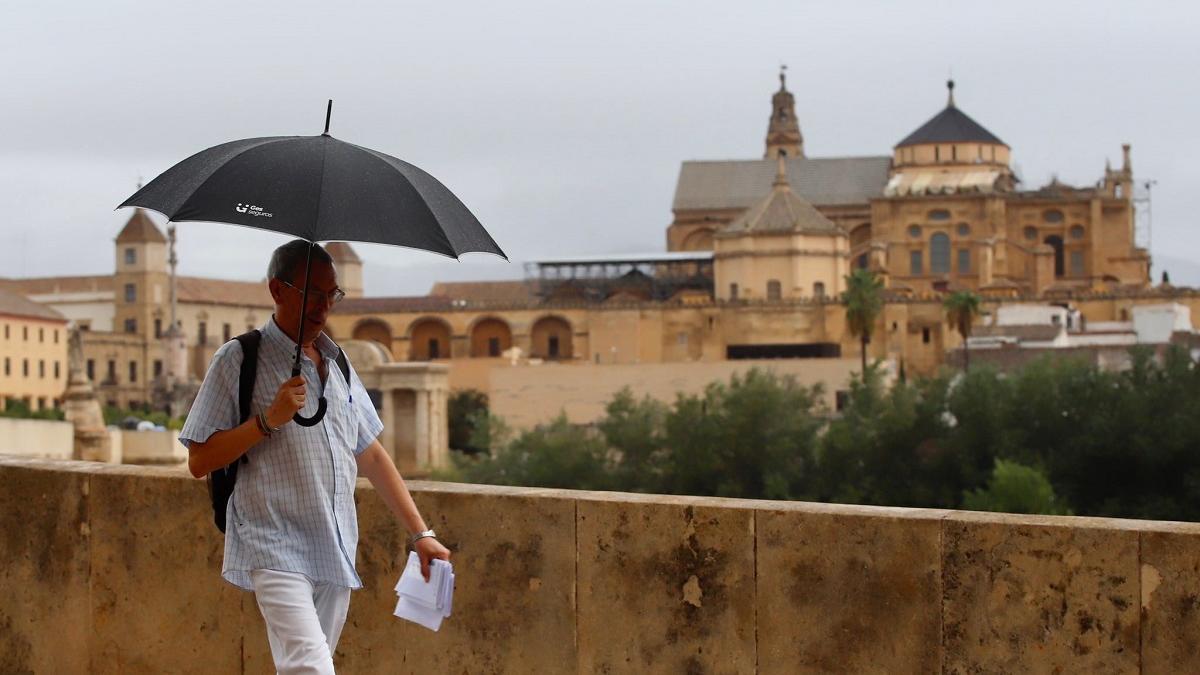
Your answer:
[181,240,450,674]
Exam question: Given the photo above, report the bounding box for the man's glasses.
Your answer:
[278,279,346,305]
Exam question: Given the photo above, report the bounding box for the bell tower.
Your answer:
[764,65,804,159]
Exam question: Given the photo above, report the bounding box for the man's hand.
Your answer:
[415,537,451,583]
[265,375,305,427]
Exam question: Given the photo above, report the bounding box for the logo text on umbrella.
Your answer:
[235,203,273,218]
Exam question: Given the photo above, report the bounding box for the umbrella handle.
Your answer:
[288,241,328,427]
[293,397,327,427]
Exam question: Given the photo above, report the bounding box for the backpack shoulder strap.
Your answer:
[328,337,351,389]
[233,330,261,424]
[335,349,350,389]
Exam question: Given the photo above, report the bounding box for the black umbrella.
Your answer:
[119,101,506,425]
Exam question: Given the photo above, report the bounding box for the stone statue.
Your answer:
[62,325,113,462]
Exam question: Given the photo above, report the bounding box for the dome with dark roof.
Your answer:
[895,80,1007,149]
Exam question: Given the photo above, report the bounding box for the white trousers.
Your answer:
[250,569,352,675]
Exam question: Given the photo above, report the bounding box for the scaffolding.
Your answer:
[523,252,715,302]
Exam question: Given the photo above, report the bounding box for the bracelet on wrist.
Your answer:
[257,411,282,436]
[408,528,437,545]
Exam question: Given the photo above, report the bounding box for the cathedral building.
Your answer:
[322,73,1169,379]
[671,75,1149,300]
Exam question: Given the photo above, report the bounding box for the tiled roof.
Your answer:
[115,209,168,244]
[672,156,891,211]
[0,275,112,296]
[334,296,455,315]
[896,104,1006,148]
[176,276,273,308]
[0,289,67,322]
[721,162,843,236]
[427,280,537,303]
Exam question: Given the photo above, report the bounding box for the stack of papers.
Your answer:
[393,551,454,631]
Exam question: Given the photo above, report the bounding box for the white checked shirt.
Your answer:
[180,317,384,590]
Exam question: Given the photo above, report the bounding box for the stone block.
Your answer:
[576,493,756,674]
[942,512,1139,674]
[1140,524,1200,674]
[757,503,945,674]
[0,462,91,674]
[336,482,577,674]
[88,466,242,674]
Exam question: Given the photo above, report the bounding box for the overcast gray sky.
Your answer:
[2,0,1197,294]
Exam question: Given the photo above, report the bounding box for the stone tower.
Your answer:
[113,209,169,341]
[112,210,169,406]
[327,242,364,298]
[764,66,804,159]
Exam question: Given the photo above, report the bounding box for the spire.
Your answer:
[946,79,956,108]
[764,65,804,159]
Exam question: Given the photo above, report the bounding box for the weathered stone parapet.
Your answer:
[3,456,1200,674]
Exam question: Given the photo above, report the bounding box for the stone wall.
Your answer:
[3,456,1199,674]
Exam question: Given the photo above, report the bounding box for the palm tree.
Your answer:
[842,269,884,378]
[944,290,982,372]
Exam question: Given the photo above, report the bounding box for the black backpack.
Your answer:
[206,329,350,533]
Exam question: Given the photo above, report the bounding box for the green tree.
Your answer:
[962,459,1071,515]
[447,389,489,454]
[816,365,959,508]
[449,414,613,490]
[596,388,669,492]
[842,268,884,378]
[660,369,824,500]
[943,290,982,372]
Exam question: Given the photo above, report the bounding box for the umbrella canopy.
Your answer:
[118,102,505,425]
[118,108,505,260]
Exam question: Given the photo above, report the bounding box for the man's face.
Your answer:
[268,258,339,345]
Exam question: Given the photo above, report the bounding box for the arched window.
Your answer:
[930,233,951,275]
[813,282,826,299]
[766,280,782,301]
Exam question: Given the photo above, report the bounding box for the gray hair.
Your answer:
[267,240,333,283]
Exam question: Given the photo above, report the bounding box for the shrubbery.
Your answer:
[435,346,1200,522]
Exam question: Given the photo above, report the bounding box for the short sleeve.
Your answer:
[178,340,243,448]
[349,361,383,456]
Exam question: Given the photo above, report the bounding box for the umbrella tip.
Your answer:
[323,99,333,136]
